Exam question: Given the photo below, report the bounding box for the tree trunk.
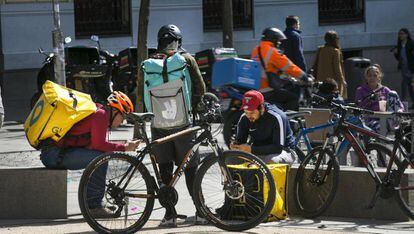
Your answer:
[134,0,150,139]
[222,0,233,48]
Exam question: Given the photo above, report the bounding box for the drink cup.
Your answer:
[379,100,387,112]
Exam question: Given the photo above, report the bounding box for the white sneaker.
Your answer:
[159,217,177,227]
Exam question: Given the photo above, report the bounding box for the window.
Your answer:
[203,0,253,31]
[74,0,131,38]
[318,0,364,25]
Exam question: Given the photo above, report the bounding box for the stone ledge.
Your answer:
[287,166,414,221]
[0,167,67,219]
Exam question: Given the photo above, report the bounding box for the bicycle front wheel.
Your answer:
[194,150,276,231]
[394,159,414,219]
[78,152,155,234]
[294,146,339,218]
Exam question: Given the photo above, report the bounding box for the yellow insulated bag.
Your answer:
[24,80,97,149]
[219,163,289,221]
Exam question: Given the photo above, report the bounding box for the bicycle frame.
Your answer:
[332,118,395,185]
[114,122,232,200]
[295,115,364,156]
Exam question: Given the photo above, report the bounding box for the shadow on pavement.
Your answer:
[0,217,85,228]
[267,216,414,232]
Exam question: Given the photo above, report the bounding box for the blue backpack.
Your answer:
[142,52,192,129]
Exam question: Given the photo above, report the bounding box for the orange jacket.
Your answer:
[251,41,305,89]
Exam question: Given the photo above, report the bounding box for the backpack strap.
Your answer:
[162,56,169,83]
[258,46,281,89]
[257,46,267,73]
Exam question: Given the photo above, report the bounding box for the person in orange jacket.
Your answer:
[251,27,312,110]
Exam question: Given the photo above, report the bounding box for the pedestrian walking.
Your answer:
[312,30,347,98]
[281,15,307,71]
[393,28,414,108]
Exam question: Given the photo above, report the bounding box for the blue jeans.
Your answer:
[40,146,107,209]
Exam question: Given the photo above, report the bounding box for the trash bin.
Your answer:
[344,57,371,101]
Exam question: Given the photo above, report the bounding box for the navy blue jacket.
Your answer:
[235,103,296,155]
[281,28,307,72]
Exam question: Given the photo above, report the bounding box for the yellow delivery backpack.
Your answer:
[219,163,289,221]
[24,80,97,149]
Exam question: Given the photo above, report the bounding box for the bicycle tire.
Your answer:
[295,145,306,162]
[394,158,414,219]
[294,146,339,218]
[365,142,401,168]
[78,152,155,234]
[193,150,276,231]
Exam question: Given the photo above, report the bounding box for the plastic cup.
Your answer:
[379,100,387,112]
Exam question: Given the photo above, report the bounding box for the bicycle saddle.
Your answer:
[126,112,154,123]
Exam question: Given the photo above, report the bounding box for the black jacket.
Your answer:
[235,103,295,155]
[394,39,414,73]
[281,28,307,71]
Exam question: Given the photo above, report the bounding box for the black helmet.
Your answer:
[157,24,182,41]
[261,27,287,45]
[157,24,182,51]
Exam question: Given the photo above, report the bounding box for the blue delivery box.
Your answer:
[211,58,261,90]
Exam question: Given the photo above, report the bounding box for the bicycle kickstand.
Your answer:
[366,185,381,209]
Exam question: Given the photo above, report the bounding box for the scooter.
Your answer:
[31,35,116,107]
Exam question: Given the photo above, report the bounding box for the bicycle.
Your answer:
[293,100,414,218]
[291,110,384,165]
[78,93,276,233]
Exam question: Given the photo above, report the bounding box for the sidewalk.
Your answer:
[0,121,413,233]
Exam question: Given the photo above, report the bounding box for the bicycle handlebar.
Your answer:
[312,93,408,117]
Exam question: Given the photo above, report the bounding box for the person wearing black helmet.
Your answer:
[251,27,312,111]
[148,24,206,227]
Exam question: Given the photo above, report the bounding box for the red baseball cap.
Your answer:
[241,90,264,111]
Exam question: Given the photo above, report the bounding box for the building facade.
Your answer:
[1,0,413,120]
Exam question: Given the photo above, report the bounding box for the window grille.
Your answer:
[203,0,253,30]
[74,0,131,38]
[319,0,364,24]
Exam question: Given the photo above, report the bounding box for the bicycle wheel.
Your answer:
[294,145,306,163]
[78,152,155,234]
[365,142,400,168]
[394,158,414,219]
[294,146,339,218]
[193,150,275,231]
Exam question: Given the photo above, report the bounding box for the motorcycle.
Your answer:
[31,35,116,108]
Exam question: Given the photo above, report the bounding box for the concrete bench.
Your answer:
[0,167,67,219]
[287,166,414,221]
